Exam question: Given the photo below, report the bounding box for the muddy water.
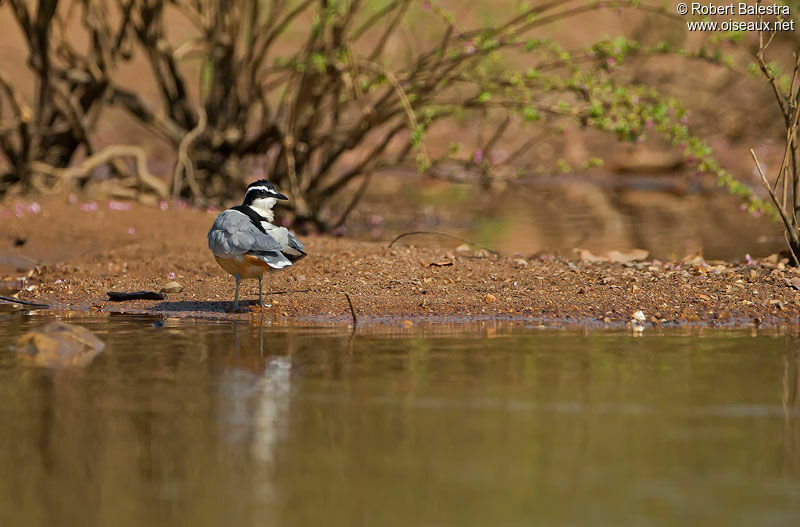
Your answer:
[1,309,799,527]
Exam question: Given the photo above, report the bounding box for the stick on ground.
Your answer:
[344,293,358,326]
[0,295,51,308]
[387,230,500,256]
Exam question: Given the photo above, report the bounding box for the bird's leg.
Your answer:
[234,274,241,310]
[258,275,263,307]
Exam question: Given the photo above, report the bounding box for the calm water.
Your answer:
[0,309,799,526]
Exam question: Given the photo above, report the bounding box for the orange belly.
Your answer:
[214,255,272,279]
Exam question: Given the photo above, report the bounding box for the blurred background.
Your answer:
[0,0,798,259]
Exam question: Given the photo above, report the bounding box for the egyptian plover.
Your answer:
[208,179,306,309]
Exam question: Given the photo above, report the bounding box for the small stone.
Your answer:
[484,293,497,303]
[632,310,646,322]
[514,258,529,267]
[160,281,183,294]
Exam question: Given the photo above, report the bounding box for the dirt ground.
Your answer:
[2,196,800,329]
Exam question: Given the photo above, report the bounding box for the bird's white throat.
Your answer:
[247,197,276,221]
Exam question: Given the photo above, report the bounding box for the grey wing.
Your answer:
[208,210,287,264]
[287,231,306,256]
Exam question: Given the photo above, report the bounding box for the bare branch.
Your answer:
[31,144,169,197]
[173,108,208,201]
[751,148,799,262]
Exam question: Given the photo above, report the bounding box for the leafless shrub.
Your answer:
[0,0,168,196]
[749,22,800,263]
[2,0,704,231]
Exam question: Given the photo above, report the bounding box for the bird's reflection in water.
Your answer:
[251,356,292,464]
[217,324,292,504]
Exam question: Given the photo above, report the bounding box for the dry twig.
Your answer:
[388,230,500,256]
[344,292,358,327]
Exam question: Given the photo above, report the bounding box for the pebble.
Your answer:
[160,281,184,294]
[630,310,646,333]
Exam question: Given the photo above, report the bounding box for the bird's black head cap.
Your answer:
[243,179,288,203]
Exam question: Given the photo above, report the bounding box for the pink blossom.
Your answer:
[423,1,431,10]
[607,57,616,67]
[68,193,78,204]
[465,41,476,54]
[176,200,188,209]
[752,210,761,218]
[80,201,99,212]
[27,202,41,214]
[745,253,752,265]
[159,200,169,211]
[0,209,8,219]
[739,203,747,211]
[473,149,483,164]
[108,200,132,211]
[168,272,176,280]
[645,120,654,128]
[128,227,136,235]
[55,279,63,284]
[369,214,384,225]
[14,202,24,217]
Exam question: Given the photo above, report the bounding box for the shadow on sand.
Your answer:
[152,300,256,313]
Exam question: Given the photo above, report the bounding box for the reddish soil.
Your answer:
[2,197,800,328]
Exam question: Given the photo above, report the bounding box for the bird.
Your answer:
[208,179,306,310]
